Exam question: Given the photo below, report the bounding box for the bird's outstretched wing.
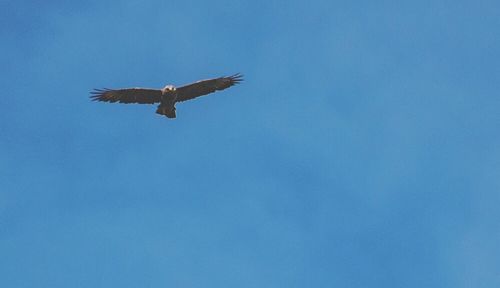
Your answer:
[176,73,243,102]
[90,88,162,104]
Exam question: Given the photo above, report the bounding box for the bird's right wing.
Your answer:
[176,74,243,102]
[90,88,162,104]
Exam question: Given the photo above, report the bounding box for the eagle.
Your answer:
[90,73,243,118]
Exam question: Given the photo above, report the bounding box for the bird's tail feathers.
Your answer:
[156,105,176,118]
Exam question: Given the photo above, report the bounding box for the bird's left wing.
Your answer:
[90,88,162,104]
[176,74,243,102]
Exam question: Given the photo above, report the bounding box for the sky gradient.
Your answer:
[1,0,499,287]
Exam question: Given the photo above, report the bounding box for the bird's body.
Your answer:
[90,74,242,119]
[157,85,178,118]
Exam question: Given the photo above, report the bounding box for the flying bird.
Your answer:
[90,73,243,118]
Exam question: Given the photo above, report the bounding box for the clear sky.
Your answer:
[1,0,499,287]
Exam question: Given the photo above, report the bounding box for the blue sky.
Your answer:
[1,0,499,287]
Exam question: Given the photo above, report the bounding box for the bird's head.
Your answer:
[162,85,176,93]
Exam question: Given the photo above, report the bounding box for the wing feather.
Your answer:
[90,88,162,104]
[176,73,243,102]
